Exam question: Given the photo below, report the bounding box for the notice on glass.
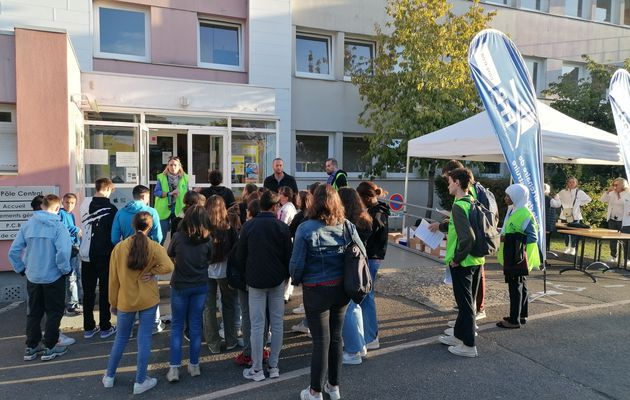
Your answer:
[162,152,172,164]
[125,167,138,183]
[84,149,109,165]
[414,219,445,250]
[116,152,138,167]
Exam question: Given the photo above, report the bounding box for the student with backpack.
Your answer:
[437,168,483,358]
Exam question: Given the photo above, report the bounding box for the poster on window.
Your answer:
[245,163,259,182]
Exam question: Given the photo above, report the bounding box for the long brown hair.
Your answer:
[206,195,234,263]
[339,187,372,231]
[296,190,312,212]
[179,205,211,240]
[356,181,387,208]
[278,186,297,205]
[306,184,345,226]
[206,195,230,231]
[128,211,153,271]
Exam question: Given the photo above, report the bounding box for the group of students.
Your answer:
[7,152,390,399]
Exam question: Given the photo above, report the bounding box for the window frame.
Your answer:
[523,57,545,96]
[342,134,372,173]
[295,132,333,177]
[197,19,244,72]
[93,2,151,63]
[0,105,17,174]
[295,32,334,80]
[343,38,375,80]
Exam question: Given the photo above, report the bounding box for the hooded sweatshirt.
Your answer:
[80,196,117,261]
[8,210,72,284]
[59,208,80,246]
[111,200,163,245]
[167,231,213,289]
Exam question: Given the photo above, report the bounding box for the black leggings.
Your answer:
[303,285,350,392]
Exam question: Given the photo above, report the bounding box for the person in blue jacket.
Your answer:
[60,193,82,315]
[111,185,163,245]
[9,194,72,362]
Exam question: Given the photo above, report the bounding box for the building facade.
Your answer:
[0,0,628,291]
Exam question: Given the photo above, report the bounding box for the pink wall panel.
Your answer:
[151,7,198,65]
[116,0,247,19]
[0,35,16,103]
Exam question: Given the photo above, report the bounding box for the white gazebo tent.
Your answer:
[403,101,623,215]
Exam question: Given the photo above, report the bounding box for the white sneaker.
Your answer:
[268,366,280,379]
[133,377,157,395]
[342,351,362,365]
[448,344,478,357]
[446,321,478,329]
[366,337,380,350]
[608,256,618,263]
[569,248,576,256]
[360,345,368,357]
[300,387,323,400]
[444,327,478,337]
[292,320,310,334]
[166,367,179,382]
[563,247,571,254]
[293,304,305,314]
[475,310,487,320]
[102,375,114,388]
[57,332,76,346]
[439,334,462,346]
[324,382,341,400]
[188,363,201,377]
[243,367,265,382]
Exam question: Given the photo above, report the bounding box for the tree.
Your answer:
[352,0,494,216]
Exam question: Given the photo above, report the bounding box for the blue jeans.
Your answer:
[105,305,157,383]
[362,259,381,344]
[342,301,365,353]
[65,256,82,307]
[169,285,207,366]
[159,219,170,246]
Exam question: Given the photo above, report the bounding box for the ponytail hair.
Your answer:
[128,211,153,271]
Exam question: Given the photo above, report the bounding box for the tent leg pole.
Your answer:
[402,156,411,232]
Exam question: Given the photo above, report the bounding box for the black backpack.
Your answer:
[459,197,500,257]
[342,220,372,304]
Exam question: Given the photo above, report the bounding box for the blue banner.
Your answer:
[468,29,545,257]
[609,69,630,180]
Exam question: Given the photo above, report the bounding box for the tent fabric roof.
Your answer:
[406,101,622,165]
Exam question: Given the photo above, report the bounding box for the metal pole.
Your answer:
[402,155,411,231]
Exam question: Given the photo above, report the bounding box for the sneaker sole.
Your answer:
[24,354,41,361]
[342,359,362,365]
[448,346,478,357]
[243,370,265,382]
[41,349,67,361]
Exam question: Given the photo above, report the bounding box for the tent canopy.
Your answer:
[407,101,622,165]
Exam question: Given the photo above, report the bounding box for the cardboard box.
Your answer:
[388,232,403,243]
[408,237,425,252]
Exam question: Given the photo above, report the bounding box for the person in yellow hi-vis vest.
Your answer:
[496,183,541,329]
[437,167,483,358]
[153,156,189,245]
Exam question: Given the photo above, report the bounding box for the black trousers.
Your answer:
[81,256,112,331]
[507,275,528,325]
[451,265,481,347]
[303,285,350,392]
[607,219,622,258]
[26,276,66,349]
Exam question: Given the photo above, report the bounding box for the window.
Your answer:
[84,125,138,185]
[565,0,584,17]
[296,34,332,77]
[296,135,329,172]
[561,62,583,85]
[94,5,149,62]
[625,0,630,25]
[594,0,612,22]
[343,136,371,172]
[523,57,544,95]
[199,21,242,70]
[344,40,374,76]
[231,132,272,184]
[0,107,16,173]
[520,0,549,12]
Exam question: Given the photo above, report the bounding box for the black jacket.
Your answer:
[365,201,390,259]
[201,186,236,208]
[263,173,298,193]
[87,197,117,260]
[233,211,292,289]
[168,232,213,289]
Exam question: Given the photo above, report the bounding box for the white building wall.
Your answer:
[0,0,92,70]
[248,0,293,171]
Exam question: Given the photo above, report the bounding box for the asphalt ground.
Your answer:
[0,246,629,400]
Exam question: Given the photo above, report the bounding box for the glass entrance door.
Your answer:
[188,129,226,188]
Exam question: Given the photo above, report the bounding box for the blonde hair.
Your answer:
[163,157,185,177]
[614,177,629,192]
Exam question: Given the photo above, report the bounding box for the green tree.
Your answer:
[352,0,494,216]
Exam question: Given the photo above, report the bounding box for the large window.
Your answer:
[343,136,371,172]
[520,0,549,11]
[344,40,374,77]
[296,135,329,172]
[561,62,584,85]
[594,0,614,22]
[565,0,585,18]
[199,21,242,70]
[84,125,138,185]
[523,57,544,95]
[0,107,16,173]
[94,4,149,62]
[296,34,332,77]
[231,132,272,185]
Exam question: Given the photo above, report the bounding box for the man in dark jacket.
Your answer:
[263,158,298,193]
[79,178,118,340]
[235,190,292,381]
[200,170,236,208]
[325,158,347,190]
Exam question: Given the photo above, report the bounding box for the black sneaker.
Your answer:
[41,345,68,361]
[24,345,45,361]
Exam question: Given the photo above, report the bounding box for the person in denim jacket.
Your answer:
[290,185,365,400]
